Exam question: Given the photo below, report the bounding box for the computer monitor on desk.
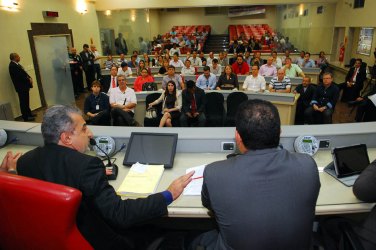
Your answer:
[123,132,178,169]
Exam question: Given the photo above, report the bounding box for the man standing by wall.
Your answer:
[114,33,128,55]
[80,44,95,91]
[9,53,35,121]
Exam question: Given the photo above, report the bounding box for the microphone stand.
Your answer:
[90,138,118,180]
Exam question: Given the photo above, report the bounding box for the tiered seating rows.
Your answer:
[229,24,275,42]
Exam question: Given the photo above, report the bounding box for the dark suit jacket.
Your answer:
[353,160,376,248]
[17,144,168,250]
[295,84,316,107]
[202,148,321,249]
[100,75,116,93]
[181,88,206,114]
[79,50,95,71]
[8,61,31,92]
[345,66,367,87]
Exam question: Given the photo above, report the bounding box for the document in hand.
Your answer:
[183,164,206,196]
[117,162,164,198]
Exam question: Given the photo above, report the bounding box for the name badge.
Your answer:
[96,105,99,110]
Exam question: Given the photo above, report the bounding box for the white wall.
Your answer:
[0,0,101,118]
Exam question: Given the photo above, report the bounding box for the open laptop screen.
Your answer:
[332,144,370,178]
[123,132,178,169]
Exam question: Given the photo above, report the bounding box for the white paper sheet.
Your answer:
[183,164,206,196]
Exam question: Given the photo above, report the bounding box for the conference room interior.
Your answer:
[0,0,375,125]
[1,0,376,249]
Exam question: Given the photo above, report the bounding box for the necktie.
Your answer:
[112,77,116,88]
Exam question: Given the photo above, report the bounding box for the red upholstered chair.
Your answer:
[0,173,93,250]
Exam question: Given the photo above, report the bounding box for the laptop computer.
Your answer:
[324,144,370,187]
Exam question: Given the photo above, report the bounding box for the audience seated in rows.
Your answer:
[216,65,238,90]
[232,55,250,75]
[84,80,111,126]
[209,59,222,76]
[117,62,132,77]
[189,51,202,66]
[181,59,195,76]
[169,52,184,68]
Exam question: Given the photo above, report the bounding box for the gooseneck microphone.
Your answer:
[90,138,118,180]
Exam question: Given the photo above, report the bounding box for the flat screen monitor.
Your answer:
[123,132,178,169]
[332,144,370,178]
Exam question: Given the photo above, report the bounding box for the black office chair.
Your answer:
[144,93,162,127]
[224,92,248,127]
[205,92,225,127]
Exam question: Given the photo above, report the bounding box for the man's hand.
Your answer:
[186,112,193,118]
[193,112,199,118]
[313,104,319,111]
[356,97,364,102]
[167,171,194,200]
[0,151,22,173]
[347,81,353,88]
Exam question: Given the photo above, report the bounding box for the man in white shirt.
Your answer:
[243,65,266,92]
[117,53,127,66]
[206,52,216,66]
[189,51,202,66]
[259,57,277,77]
[169,43,181,57]
[272,51,282,69]
[117,62,132,78]
[209,59,222,76]
[109,75,137,126]
[181,59,195,76]
[169,52,184,68]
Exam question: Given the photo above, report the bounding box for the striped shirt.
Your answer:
[269,76,291,91]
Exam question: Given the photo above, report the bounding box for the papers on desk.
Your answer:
[183,164,206,196]
[116,163,164,198]
[368,93,376,107]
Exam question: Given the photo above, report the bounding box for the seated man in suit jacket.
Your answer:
[294,76,316,125]
[180,80,206,127]
[341,58,367,102]
[190,99,320,249]
[16,105,194,250]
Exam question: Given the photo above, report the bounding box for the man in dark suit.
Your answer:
[114,33,128,55]
[341,58,367,102]
[180,80,206,127]
[294,76,316,124]
[191,99,320,249]
[8,53,35,121]
[16,105,193,250]
[79,44,95,90]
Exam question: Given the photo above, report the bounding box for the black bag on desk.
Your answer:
[142,82,158,91]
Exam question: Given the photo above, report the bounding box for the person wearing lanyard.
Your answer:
[196,66,217,90]
[109,75,138,126]
[84,80,111,126]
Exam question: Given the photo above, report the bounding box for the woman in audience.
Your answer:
[136,59,150,76]
[149,80,182,127]
[133,68,154,92]
[153,55,164,67]
[158,59,170,75]
[216,65,239,90]
[317,51,329,70]
[143,53,151,67]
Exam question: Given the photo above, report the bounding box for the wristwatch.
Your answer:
[7,169,17,174]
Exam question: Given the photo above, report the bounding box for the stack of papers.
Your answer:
[183,164,206,196]
[117,162,164,198]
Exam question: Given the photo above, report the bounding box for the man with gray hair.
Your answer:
[16,105,194,249]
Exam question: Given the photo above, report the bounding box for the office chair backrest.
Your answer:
[0,173,93,250]
[205,92,225,126]
[225,91,248,126]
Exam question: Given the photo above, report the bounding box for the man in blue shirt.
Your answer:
[196,66,217,90]
[84,80,111,126]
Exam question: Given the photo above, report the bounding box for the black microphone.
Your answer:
[90,138,118,180]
